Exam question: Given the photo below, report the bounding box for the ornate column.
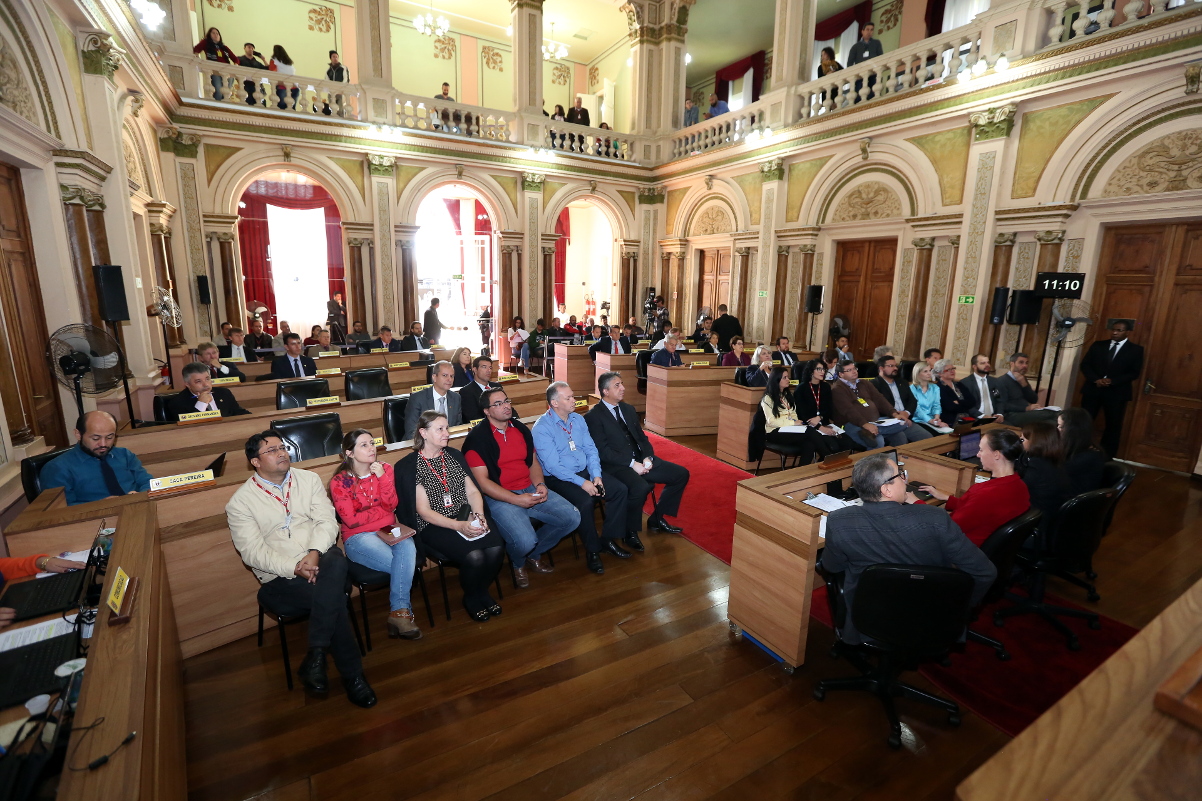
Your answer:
[342,221,375,332]
[541,240,558,324]
[511,0,545,134]
[355,0,394,123]
[395,225,420,330]
[939,236,961,352]
[734,247,753,324]
[59,184,109,327]
[497,230,523,363]
[977,232,1016,364]
[765,0,817,124]
[1024,230,1065,374]
[368,155,399,327]
[770,246,791,341]
[147,206,184,347]
[203,214,242,330]
[794,243,817,349]
[658,250,671,308]
[905,238,936,360]
[620,242,640,322]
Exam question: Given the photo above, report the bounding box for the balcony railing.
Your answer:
[669,103,773,160]
[392,97,514,142]
[1041,0,1201,47]
[167,57,365,120]
[543,118,637,162]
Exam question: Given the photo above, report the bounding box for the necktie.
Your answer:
[293,358,301,377]
[437,395,446,416]
[613,340,619,354]
[98,455,125,497]
[1107,342,1118,365]
[980,376,993,416]
[613,406,642,459]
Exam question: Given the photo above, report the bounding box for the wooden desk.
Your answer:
[957,575,1202,801]
[554,345,595,394]
[728,449,976,669]
[899,422,1018,457]
[594,352,642,412]
[644,359,730,437]
[716,381,763,470]
[214,364,429,412]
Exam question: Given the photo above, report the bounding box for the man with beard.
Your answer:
[40,411,153,505]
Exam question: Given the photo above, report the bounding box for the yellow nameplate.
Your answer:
[448,423,472,434]
[409,384,432,392]
[790,379,800,386]
[373,437,384,447]
[318,350,340,358]
[498,374,520,382]
[306,396,340,406]
[772,360,782,365]
[223,356,246,363]
[316,367,341,375]
[389,362,411,369]
[149,469,214,492]
[371,347,389,353]
[585,340,597,344]
[177,409,222,424]
[211,376,240,385]
[690,362,710,368]
[469,418,482,425]
[106,566,131,616]
[574,399,589,408]
[689,349,705,353]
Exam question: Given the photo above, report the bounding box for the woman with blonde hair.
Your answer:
[910,361,947,433]
[745,345,773,388]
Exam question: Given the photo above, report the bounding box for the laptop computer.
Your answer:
[0,571,86,624]
[957,430,982,463]
[0,632,81,709]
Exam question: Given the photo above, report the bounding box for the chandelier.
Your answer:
[129,0,165,29]
[415,0,449,37]
[542,23,568,60]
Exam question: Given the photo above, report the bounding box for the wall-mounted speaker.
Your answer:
[988,286,1010,325]
[1007,289,1043,326]
[804,285,824,314]
[197,275,212,305]
[93,265,129,322]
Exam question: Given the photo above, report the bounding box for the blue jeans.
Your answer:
[344,531,416,611]
[485,485,580,563]
[844,421,908,450]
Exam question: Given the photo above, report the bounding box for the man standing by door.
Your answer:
[1079,319,1145,458]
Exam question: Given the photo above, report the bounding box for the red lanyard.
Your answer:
[253,475,291,515]
[810,384,821,409]
[553,411,572,438]
[422,452,451,494]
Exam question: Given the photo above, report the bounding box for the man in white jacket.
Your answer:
[226,430,376,707]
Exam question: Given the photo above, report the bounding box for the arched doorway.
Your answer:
[553,200,617,329]
[237,170,345,339]
[414,183,495,350]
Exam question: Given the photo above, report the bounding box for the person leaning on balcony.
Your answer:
[705,93,730,119]
[193,27,237,101]
[237,43,268,107]
[565,97,591,153]
[323,50,350,117]
[816,46,843,79]
[683,98,700,127]
[434,82,454,101]
[269,45,299,110]
[846,22,883,65]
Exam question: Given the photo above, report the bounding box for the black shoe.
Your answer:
[343,674,377,708]
[622,533,645,552]
[586,551,605,574]
[297,648,329,695]
[604,540,632,558]
[648,518,683,534]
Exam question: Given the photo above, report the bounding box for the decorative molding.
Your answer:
[735,247,751,256]
[551,64,570,85]
[541,246,556,255]
[52,149,113,186]
[912,237,935,249]
[968,104,1017,141]
[637,185,666,204]
[307,7,334,33]
[282,145,293,162]
[1101,128,1202,197]
[482,46,503,72]
[859,137,872,160]
[777,246,790,255]
[60,184,105,210]
[1035,230,1066,244]
[347,237,370,248]
[760,158,784,182]
[831,181,902,222]
[892,247,916,353]
[128,94,145,118]
[81,31,123,79]
[1187,63,1200,95]
[377,183,395,322]
[158,126,201,158]
[367,154,395,176]
[522,172,545,192]
[208,231,236,242]
[928,244,954,353]
[1062,238,1085,272]
[798,244,816,254]
[949,235,961,247]
[952,150,996,366]
[178,162,211,338]
[994,232,1017,245]
[691,206,732,236]
[149,222,172,236]
[433,35,456,60]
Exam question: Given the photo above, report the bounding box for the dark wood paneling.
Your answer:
[832,238,896,357]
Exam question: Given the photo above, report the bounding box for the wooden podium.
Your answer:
[716,381,763,469]
[644,358,730,437]
[554,345,595,394]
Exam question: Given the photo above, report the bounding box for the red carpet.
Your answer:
[642,432,751,564]
[809,585,1137,736]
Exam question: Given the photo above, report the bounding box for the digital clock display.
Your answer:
[1033,272,1085,299]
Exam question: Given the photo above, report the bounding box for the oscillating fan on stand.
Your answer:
[1041,299,1094,401]
[828,315,852,353]
[46,324,126,422]
[147,286,183,387]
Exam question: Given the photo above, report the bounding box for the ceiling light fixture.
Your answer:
[130,0,165,29]
[415,0,449,37]
[542,23,568,61]
[685,52,692,65]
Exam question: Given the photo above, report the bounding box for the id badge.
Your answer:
[858,398,869,407]
[568,439,577,451]
[282,513,292,537]
[443,493,453,508]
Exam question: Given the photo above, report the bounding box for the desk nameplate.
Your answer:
[177,410,221,425]
[318,351,340,358]
[149,469,216,497]
[316,368,341,375]
[306,396,341,407]
[210,376,240,386]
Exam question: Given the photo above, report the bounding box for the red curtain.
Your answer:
[554,208,570,309]
[714,50,767,104]
[237,178,345,334]
[815,0,873,40]
[925,0,949,38]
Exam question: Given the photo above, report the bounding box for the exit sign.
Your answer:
[957,295,976,304]
[757,290,768,297]
[451,274,464,280]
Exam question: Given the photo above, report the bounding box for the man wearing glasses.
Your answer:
[821,452,996,645]
[226,431,377,708]
[830,361,911,450]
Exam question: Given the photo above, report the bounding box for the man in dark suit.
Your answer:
[164,362,251,421]
[367,325,407,352]
[822,452,995,645]
[957,353,1004,421]
[649,333,684,367]
[397,322,431,352]
[586,370,690,535]
[326,292,347,343]
[772,336,800,368]
[711,305,742,352]
[691,316,714,345]
[246,319,274,350]
[565,96,590,126]
[401,361,462,441]
[460,355,500,423]
[870,356,932,442]
[198,342,246,382]
[219,327,260,362]
[423,298,445,345]
[996,352,1058,426]
[589,325,632,362]
[846,22,884,102]
[269,333,317,379]
[1079,319,1145,458]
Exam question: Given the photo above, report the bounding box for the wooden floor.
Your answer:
[183,435,1202,801]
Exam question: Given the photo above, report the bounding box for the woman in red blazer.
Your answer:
[915,427,1030,547]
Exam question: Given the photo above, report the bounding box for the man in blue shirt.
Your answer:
[649,333,684,367]
[532,382,634,575]
[40,411,153,505]
[706,93,729,118]
[682,98,699,127]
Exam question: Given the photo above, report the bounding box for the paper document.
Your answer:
[0,614,77,653]
[1039,406,1062,412]
[821,425,845,436]
[803,494,851,513]
[874,418,903,427]
[819,515,827,539]
[777,425,808,434]
[975,475,991,483]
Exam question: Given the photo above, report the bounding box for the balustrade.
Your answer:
[1043,0,1200,46]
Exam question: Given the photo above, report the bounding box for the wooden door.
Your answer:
[1087,222,1202,470]
[0,162,66,446]
[831,238,897,358]
[716,249,731,310]
[695,248,732,317]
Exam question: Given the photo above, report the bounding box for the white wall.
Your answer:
[563,203,616,323]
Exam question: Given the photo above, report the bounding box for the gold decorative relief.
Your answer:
[482,46,503,72]
[552,64,570,86]
[588,66,599,88]
[434,35,456,60]
[0,36,37,126]
[206,0,233,10]
[691,206,732,236]
[831,181,902,222]
[307,7,334,33]
[1101,128,1202,196]
[878,0,904,32]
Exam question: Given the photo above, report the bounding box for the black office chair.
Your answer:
[855,360,878,378]
[345,558,434,651]
[634,349,653,394]
[747,405,812,475]
[344,368,392,401]
[382,395,410,443]
[275,378,332,410]
[1091,461,1135,579]
[153,394,170,422]
[20,447,72,503]
[257,586,365,690]
[733,365,750,386]
[967,509,1042,661]
[899,360,919,382]
[422,544,504,621]
[270,413,343,462]
[994,488,1114,650]
[813,563,975,748]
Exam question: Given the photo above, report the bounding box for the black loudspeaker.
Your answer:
[804,285,824,314]
[197,275,212,305]
[988,286,1010,325]
[1007,290,1043,325]
[93,265,129,322]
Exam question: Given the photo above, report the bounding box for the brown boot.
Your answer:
[526,556,554,574]
[388,608,422,640]
[513,565,529,588]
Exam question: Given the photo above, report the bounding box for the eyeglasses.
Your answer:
[488,398,513,408]
[884,468,908,484]
[258,445,288,457]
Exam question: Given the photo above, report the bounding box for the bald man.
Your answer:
[39,411,153,505]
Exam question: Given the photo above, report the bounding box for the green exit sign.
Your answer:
[451,274,464,280]
[757,290,768,297]
[957,295,976,304]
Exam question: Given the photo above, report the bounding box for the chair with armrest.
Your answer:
[634,349,653,394]
[344,368,392,401]
[812,563,975,748]
[748,405,812,475]
[381,396,410,444]
[153,394,170,422]
[855,360,878,378]
[968,509,1042,660]
[20,447,73,503]
[275,378,332,410]
[270,413,344,463]
[993,488,1113,650]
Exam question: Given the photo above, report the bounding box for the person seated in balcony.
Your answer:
[705,93,729,119]
[268,45,298,110]
[193,27,237,101]
[816,46,843,80]
[683,98,700,128]
[237,43,268,107]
